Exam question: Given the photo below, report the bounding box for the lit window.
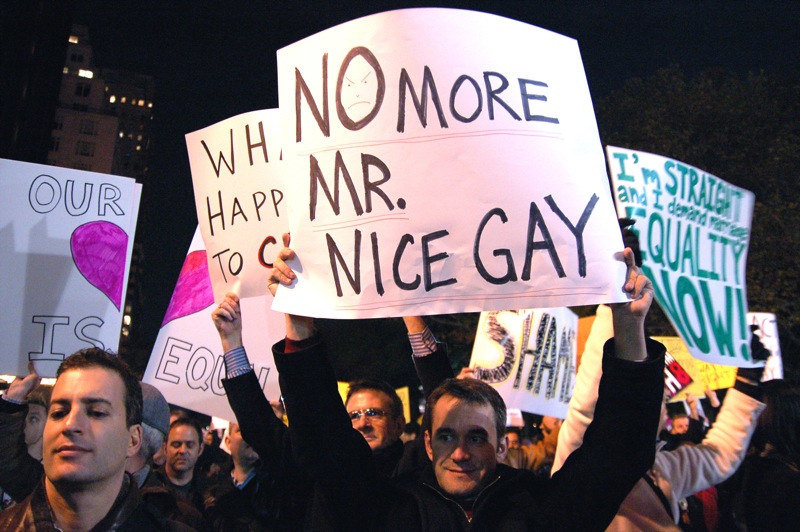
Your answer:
[63,67,69,74]
[109,95,116,103]
[119,131,124,138]
[147,102,153,108]
[135,145,141,151]
[121,96,127,103]
[68,35,78,44]
[137,134,142,141]
[123,315,131,326]
[78,69,94,79]
[138,99,144,106]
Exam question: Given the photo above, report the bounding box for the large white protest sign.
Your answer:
[274,8,629,319]
[187,109,287,301]
[748,312,783,380]
[469,307,577,418]
[142,228,284,421]
[607,146,756,366]
[0,158,140,377]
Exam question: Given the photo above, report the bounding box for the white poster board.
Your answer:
[187,109,287,301]
[747,312,783,381]
[469,307,577,418]
[142,228,283,421]
[0,158,140,377]
[607,146,757,366]
[274,8,629,319]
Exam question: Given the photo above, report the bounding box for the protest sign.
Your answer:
[470,307,577,418]
[748,312,783,381]
[0,158,140,377]
[608,146,756,366]
[654,336,738,402]
[142,228,283,421]
[187,109,287,301]
[274,8,629,319]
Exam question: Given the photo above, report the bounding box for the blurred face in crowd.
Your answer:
[43,367,141,490]
[346,390,405,452]
[671,415,690,435]
[24,403,47,448]
[540,416,563,436]
[166,423,203,479]
[425,395,507,499]
[506,431,520,450]
[226,423,259,470]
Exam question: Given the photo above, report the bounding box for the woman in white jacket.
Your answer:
[552,304,766,531]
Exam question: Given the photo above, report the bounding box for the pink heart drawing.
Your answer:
[161,250,214,326]
[71,221,128,310]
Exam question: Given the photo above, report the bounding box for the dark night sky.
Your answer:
[71,0,800,345]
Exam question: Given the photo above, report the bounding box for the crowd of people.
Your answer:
[0,229,797,531]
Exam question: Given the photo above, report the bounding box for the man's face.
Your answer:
[226,423,259,469]
[346,390,404,452]
[671,416,690,434]
[166,424,203,476]
[425,395,507,499]
[43,367,140,488]
[506,431,520,450]
[24,403,47,447]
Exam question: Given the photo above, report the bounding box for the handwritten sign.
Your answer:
[654,336,737,402]
[748,312,783,381]
[142,228,283,421]
[470,307,577,418]
[608,146,756,366]
[187,109,287,301]
[273,8,629,319]
[0,158,140,377]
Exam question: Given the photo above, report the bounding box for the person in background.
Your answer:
[156,417,208,517]
[735,379,800,531]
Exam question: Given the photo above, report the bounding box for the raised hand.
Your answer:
[212,292,243,351]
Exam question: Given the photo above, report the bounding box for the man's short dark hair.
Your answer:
[346,378,404,419]
[424,378,507,441]
[169,416,204,443]
[57,348,142,428]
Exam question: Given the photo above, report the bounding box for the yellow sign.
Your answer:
[654,336,737,402]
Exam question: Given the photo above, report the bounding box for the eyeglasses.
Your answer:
[348,408,389,421]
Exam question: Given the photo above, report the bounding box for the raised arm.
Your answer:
[543,248,666,530]
[212,292,290,473]
[0,362,45,501]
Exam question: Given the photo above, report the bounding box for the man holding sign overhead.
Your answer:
[268,236,665,530]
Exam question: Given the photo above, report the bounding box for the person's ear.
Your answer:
[424,430,434,461]
[127,424,143,458]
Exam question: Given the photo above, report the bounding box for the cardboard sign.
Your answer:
[654,336,737,402]
[187,109,288,301]
[0,158,140,376]
[470,307,577,418]
[608,146,756,366]
[142,228,283,421]
[273,8,629,319]
[748,312,783,381]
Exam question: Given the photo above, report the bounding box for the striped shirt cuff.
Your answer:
[223,346,253,378]
[409,326,437,358]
